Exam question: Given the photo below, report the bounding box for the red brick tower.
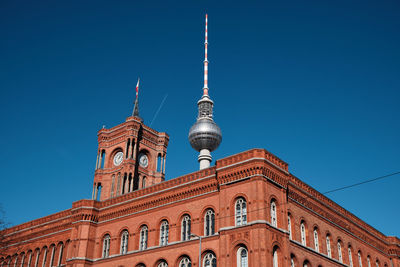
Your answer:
[92,86,169,201]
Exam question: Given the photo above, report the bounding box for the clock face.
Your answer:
[138,153,148,168]
[113,151,124,166]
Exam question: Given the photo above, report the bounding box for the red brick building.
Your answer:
[1,15,399,267]
[1,113,399,267]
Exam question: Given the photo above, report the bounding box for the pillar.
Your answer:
[94,183,98,200]
[127,138,132,159]
[163,155,166,174]
[95,153,99,170]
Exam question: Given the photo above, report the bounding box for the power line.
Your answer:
[322,171,400,195]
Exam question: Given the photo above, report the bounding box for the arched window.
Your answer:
[49,245,55,267]
[288,213,292,239]
[237,247,248,267]
[270,200,277,227]
[20,252,25,267]
[160,220,169,246]
[57,243,64,267]
[272,246,279,267]
[235,198,247,226]
[157,154,162,172]
[140,225,148,250]
[102,235,110,258]
[367,256,371,267]
[358,251,363,267]
[376,260,379,267]
[313,228,319,252]
[158,260,168,267]
[326,235,331,257]
[136,264,146,267]
[203,252,217,267]
[142,176,146,188]
[303,260,310,267]
[27,250,33,267]
[42,247,48,267]
[348,246,353,267]
[204,209,215,236]
[337,240,343,263]
[181,215,191,241]
[179,257,192,267]
[34,249,40,267]
[290,254,296,267]
[100,150,106,169]
[120,230,129,254]
[300,221,306,246]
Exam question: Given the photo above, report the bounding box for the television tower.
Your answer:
[189,14,222,170]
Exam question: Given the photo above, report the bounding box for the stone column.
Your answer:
[98,151,103,169]
[127,139,132,159]
[163,155,166,174]
[94,183,98,200]
[132,139,138,160]
[95,153,99,169]
[129,174,134,192]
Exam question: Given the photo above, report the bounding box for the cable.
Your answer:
[322,171,400,195]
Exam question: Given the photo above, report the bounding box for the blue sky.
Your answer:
[0,0,399,237]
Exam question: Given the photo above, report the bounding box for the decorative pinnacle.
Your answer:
[203,14,209,96]
[132,78,140,117]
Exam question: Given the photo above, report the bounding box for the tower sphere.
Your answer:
[189,116,222,152]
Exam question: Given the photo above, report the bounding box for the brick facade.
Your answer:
[1,117,399,267]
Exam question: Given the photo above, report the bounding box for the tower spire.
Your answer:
[203,14,209,96]
[189,14,222,170]
[132,78,140,117]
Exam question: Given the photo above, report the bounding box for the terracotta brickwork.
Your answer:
[1,118,399,267]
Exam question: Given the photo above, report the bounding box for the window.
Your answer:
[142,176,146,188]
[120,230,129,254]
[348,246,353,267]
[376,260,379,267]
[27,250,33,267]
[204,209,215,236]
[290,255,295,267]
[367,256,371,267]
[158,261,168,267]
[326,235,331,257]
[140,226,148,250]
[300,221,306,246]
[179,257,192,267]
[358,251,363,267]
[34,249,40,267]
[337,241,343,263]
[57,243,64,267]
[160,220,169,246]
[288,214,292,239]
[102,235,110,258]
[49,245,55,267]
[313,228,319,252]
[273,247,279,267]
[181,215,191,241]
[20,253,26,267]
[303,260,310,267]
[42,247,48,267]
[237,247,248,267]
[270,200,277,227]
[203,252,217,267]
[235,198,247,226]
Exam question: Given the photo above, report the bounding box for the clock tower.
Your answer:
[91,97,169,201]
